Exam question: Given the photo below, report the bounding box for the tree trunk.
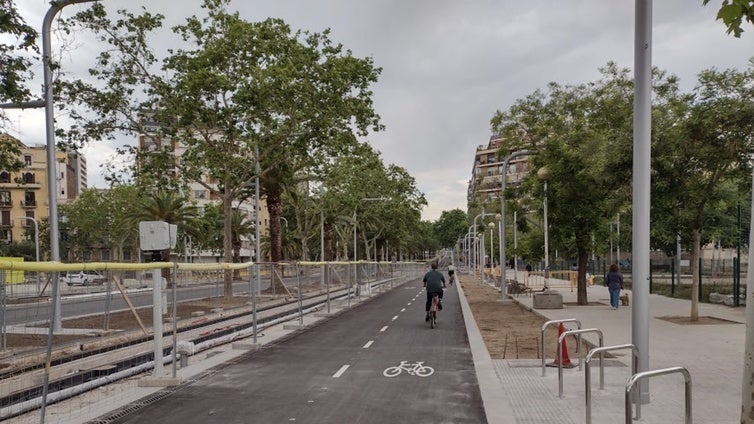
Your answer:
[577,246,589,305]
[324,222,333,261]
[222,191,234,299]
[690,229,701,321]
[267,188,283,262]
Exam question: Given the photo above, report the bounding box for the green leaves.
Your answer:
[704,0,754,38]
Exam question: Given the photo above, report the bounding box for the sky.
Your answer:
[6,0,754,221]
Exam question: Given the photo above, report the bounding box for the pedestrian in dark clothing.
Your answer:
[605,263,624,310]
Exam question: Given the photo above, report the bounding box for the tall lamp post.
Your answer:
[16,217,40,293]
[472,211,496,282]
[488,221,495,284]
[537,166,551,289]
[499,149,530,302]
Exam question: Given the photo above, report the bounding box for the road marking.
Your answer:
[400,308,406,312]
[333,365,350,378]
[380,326,388,332]
[392,315,398,321]
[382,361,435,378]
[363,340,374,349]
[407,302,412,306]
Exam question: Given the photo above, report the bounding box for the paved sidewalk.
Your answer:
[458,281,745,423]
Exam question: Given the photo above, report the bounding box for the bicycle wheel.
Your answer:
[383,366,402,377]
[415,365,435,377]
[430,311,436,328]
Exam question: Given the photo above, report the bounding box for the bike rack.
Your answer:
[541,318,582,377]
[585,343,638,424]
[557,328,602,398]
[625,366,692,423]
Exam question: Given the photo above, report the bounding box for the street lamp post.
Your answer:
[472,211,496,283]
[499,150,530,302]
[16,217,40,293]
[488,221,495,284]
[538,167,551,290]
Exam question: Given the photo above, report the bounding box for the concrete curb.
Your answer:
[456,281,514,424]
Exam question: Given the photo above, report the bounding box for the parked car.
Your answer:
[63,271,105,286]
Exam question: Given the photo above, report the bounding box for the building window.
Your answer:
[1,229,11,243]
[101,250,111,261]
[22,172,34,184]
[24,155,32,166]
[1,210,10,226]
[0,191,9,206]
[0,172,10,183]
[123,250,132,261]
[194,190,206,200]
[24,191,35,207]
[83,251,92,261]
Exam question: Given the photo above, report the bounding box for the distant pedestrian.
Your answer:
[605,264,624,310]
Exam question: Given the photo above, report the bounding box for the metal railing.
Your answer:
[585,343,638,424]
[541,318,581,376]
[557,328,603,398]
[625,366,692,423]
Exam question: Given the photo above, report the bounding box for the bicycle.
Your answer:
[448,273,455,286]
[428,293,440,328]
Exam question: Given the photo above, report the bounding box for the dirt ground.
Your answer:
[460,280,563,359]
[6,282,570,362]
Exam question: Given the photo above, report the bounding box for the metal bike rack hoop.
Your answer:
[625,366,691,423]
[541,318,581,377]
[585,343,638,424]
[557,328,602,398]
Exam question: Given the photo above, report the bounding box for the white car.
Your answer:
[64,271,105,286]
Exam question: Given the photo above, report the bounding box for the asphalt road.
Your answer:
[112,279,486,424]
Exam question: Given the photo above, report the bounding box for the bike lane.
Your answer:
[111,279,486,424]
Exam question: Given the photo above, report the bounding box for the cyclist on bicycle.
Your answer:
[447,264,456,285]
[423,262,446,322]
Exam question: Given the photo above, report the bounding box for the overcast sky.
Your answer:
[7,1,754,221]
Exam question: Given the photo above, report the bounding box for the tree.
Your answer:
[492,63,637,304]
[0,0,38,130]
[703,0,754,37]
[0,1,36,173]
[60,1,382,298]
[433,209,467,250]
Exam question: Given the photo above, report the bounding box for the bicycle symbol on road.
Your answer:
[383,361,434,377]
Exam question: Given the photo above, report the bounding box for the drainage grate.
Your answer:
[86,385,182,423]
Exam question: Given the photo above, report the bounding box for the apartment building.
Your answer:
[467,134,529,210]
[0,133,86,244]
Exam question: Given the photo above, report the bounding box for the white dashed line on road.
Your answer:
[363,340,374,349]
[333,365,350,378]
[401,308,406,312]
[380,326,388,332]
[392,315,398,321]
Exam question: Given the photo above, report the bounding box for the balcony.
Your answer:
[21,200,37,208]
[0,200,11,209]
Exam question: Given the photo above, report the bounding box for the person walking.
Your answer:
[605,263,624,310]
[422,262,446,321]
